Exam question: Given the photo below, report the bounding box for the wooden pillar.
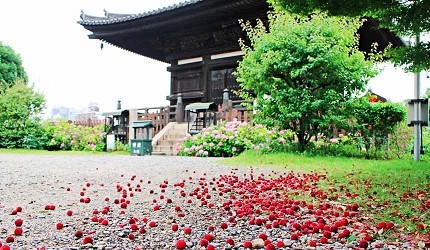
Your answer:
[202,55,210,102]
[128,109,138,143]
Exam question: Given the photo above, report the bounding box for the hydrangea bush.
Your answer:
[177,120,292,157]
[178,118,413,160]
[42,118,106,152]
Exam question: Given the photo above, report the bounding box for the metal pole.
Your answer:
[413,35,421,161]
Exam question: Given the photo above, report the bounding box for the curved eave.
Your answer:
[79,0,203,26]
[80,0,266,38]
[96,39,167,63]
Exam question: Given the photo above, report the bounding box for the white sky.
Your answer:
[0,0,428,115]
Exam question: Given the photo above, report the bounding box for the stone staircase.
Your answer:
[152,122,188,156]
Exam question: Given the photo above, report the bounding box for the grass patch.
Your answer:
[0,148,129,156]
[222,151,430,237]
[222,151,429,171]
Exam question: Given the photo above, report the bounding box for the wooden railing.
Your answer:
[217,101,254,123]
[138,106,170,137]
[131,100,253,138]
[217,108,253,123]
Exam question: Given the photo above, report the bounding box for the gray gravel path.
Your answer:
[0,154,249,250]
[0,154,234,209]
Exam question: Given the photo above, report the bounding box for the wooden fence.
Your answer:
[134,105,253,138]
[217,104,254,123]
[73,119,106,127]
[219,108,253,123]
[138,107,170,137]
[77,103,253,140]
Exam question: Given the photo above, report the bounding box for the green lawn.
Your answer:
[0,148,129,156]
[221,151,430,238]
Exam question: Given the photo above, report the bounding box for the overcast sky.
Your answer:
[0,0,428,115]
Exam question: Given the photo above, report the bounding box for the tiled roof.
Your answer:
[79,0,203,26]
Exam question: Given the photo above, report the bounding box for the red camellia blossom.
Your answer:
[75,230,83,238]
[176,240,186,249]
[184,227,192,234]
[14,219,23,227]
[244,241,252,248]
[14,227,23,236]
[200,239,208,246]
[226,238,234,246]
[83,236,93,244]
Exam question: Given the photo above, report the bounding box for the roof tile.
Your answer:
[79,0,203,25]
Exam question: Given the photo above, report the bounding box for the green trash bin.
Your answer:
[129,121,155,156]
[130,139,152,155]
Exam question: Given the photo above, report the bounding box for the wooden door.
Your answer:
[210,68,240,105]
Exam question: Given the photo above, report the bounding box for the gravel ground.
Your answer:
[0,154,412,250]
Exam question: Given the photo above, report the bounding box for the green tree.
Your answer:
[269,0,430,72]
[0,42,28,92]
[237,12,376,150]
[426,88,430,98]
[0,80,46,148]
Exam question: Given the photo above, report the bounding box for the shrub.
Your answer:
[345,97,406,159]
[0,81,45,149]
[310,129,411,160]
[423,127,430,159]
[280,120,412,160]
[42,118,77,150]
[386,122,413,159]
[177,120,292,157]
[78,125,106,152]
[113,139,130,152]
[42,118,106,152]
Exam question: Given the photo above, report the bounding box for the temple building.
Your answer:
[79,0,403,123]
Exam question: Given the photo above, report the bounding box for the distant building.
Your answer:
[51,106,73,120]
[368,88,388,102]
[88,102,100,112]
[51,102,102,122]
[74,102,103,122]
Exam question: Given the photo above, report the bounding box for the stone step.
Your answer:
[153,145,175,152]
[152,150,176,156]
[157,140,181,147]
[172,126,188,132]
[151,122,188,156]
[162,130,187,136]
[161,134,185,140]
[151,151,167,156]
[168,127,188,134]
[151,151,177,156]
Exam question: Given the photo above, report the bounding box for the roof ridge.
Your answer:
[79,0,203,25]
